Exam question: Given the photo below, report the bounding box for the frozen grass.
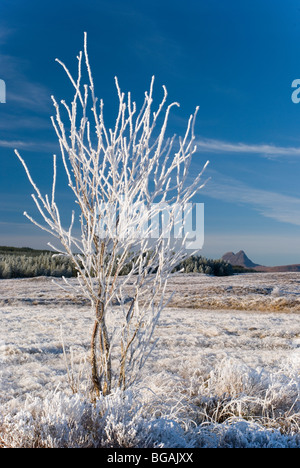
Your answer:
[0,273,299,448]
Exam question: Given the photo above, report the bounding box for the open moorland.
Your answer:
[0,272,299,448]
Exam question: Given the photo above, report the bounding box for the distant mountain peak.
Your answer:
[222,250,300,272]
[222,250,260,268]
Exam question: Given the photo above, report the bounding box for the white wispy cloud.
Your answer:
[0,53,52,113]
[8,84,51,113]
[0,115,51,131]
[0,140,33,149]
[0,138,58,152]
[202,172,300,226]
[0,25,15,45]
[195,138,300,157]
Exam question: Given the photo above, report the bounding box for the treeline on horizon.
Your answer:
[0,246,252,279]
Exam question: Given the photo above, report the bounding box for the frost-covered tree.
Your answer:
[15,34,208,396]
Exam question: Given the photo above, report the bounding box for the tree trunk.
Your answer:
[90,300,112,397]
[91,318,101,396]
[99,316,112,396]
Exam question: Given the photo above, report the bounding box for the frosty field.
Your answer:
[0,272,299,448]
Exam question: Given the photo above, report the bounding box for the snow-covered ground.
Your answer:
[0,272,299,448]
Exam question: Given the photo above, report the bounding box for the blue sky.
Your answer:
[1,0,300,265]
